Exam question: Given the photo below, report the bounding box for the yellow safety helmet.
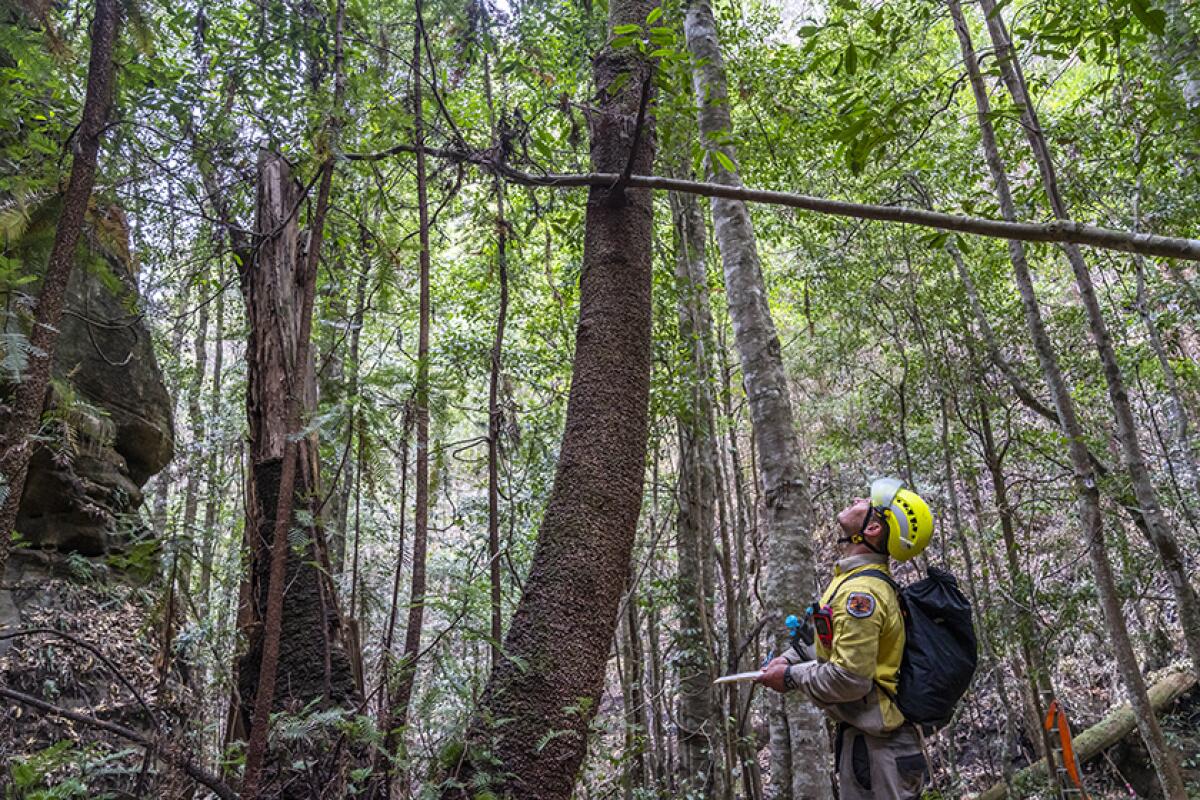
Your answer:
[866,477,933,561]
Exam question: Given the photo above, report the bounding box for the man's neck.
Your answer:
[834,551,889,575]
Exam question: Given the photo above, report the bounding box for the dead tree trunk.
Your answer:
[0,0,121,574]
[949,3,1189,796]
[234,148,360,799]
[439,0,656,793]
[683,1,828,797]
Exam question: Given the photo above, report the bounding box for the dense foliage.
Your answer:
[2,0,1199,795]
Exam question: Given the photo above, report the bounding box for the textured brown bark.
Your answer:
[440,0,655,793]
[0,0,121,574]
[237,147,358,799]
[238,5,353,787]
[682,1,828,797]
[950,3,1188,797]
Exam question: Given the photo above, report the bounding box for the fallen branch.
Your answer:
[971,668,1197,800]
[341,145,1200,261]
[0,685,240,800]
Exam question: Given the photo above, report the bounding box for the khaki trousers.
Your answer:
[835,722,927,800]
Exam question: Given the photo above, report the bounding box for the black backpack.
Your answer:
[854,566,978,729]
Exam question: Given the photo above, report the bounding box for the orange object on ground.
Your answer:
[1044,699,1088,797]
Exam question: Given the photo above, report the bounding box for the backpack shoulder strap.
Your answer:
[847,568,908,617]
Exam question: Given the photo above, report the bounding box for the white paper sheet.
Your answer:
[712,671,764,685]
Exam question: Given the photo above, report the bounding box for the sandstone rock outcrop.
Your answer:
[1,197,174,554]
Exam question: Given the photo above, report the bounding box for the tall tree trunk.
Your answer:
[236,146,359,799]
[238,4,353,793]
[671,187,724,798]
[179,276,211,591]
[483,48,509,670]
[440,0,656,792]
[973,390,1060,775]
[683,2,828,798]
[978,0,1200,681]
[199,283,226,611]
[949,3,1189,796]
[386,0,433,753]
[0,0,121,573]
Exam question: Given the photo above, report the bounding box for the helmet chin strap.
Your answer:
[841,507,888,554]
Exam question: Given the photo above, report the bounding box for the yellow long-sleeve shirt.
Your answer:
[785,553,907,735]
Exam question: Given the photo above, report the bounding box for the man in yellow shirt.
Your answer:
[757,478,933,800]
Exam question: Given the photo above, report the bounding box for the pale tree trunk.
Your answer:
[619,596,650,796]
[949,3,1189,796]
[178,276,210,591]
[0,0,121,574]
[152,280,193,540]
[671,186,725,798]
[978,0,1200,681]
[1129,170,1200,510]
[1162,0,1200,112]
[440,0,656,790]
[198,283,225,611]
[683,2,829,798]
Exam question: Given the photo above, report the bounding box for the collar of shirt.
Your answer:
[832,552,889,576]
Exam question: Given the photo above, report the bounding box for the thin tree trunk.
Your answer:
[683,2,828,797]
[671,185,724,798]
[440,0,656,790]
[978,0,1200,682]
[387,0,434,760]
[974,389,1059,776]
[483,48,509,670]
[621,596,650,794]
[199,284,226,611]
[179,277,210,591]
[1130,172,1200,509]
[949,3,1189,796]
[375,408,411,799]
[0,0,121,573]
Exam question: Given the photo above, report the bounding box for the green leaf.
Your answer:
[646,6,663,24]
[713,150,736,173]
[1129,0,1166,35]
[613,23,641,35]
[845,41,858,75]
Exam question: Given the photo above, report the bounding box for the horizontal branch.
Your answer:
[0,686,240,800]
[343,145,1200,261]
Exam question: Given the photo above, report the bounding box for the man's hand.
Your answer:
[756,663,790,693]
[764,655,791,671]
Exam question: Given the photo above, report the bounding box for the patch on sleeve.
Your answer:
[846,592,876,619]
